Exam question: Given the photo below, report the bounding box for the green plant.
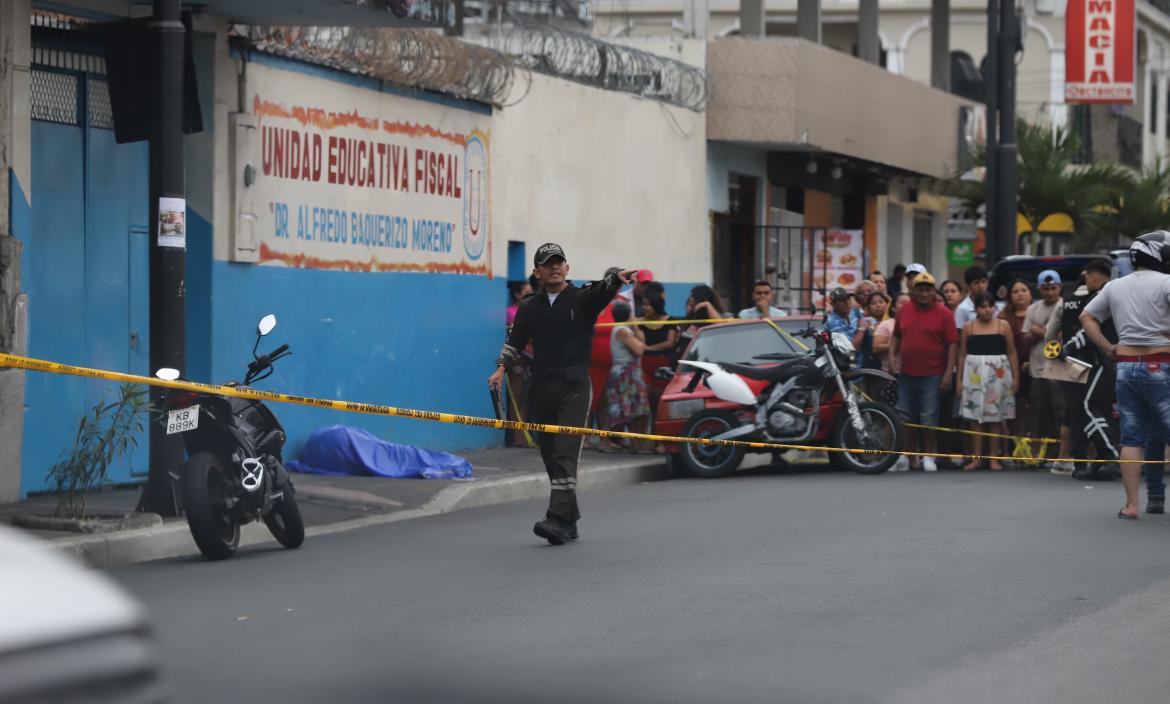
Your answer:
[943,119,1130,253]
[1082,162,1170,250]
[48,383,152,519]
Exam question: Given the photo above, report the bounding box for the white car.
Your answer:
[0,526,165,703]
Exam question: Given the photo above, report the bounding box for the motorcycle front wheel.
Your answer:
[829,401,903,475]
[679,410,747,478]
[182,451,240,560]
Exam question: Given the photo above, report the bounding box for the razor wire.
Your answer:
[242,25,522,107]
[501,21,708,112]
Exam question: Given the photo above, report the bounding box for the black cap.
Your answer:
[534,242,566,267]
[829,287,852,302]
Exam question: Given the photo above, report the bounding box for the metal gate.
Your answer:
[20,17,150,494]
[754,226,836,315]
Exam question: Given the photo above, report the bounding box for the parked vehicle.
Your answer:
[662,322,903,478]
[989,254,1111,299]
[0,525,166,702]
[157,314,304,561]
[653,317,818,458]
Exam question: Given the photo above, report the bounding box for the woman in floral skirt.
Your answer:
[599,302,653,453]
[958,292,1019,470]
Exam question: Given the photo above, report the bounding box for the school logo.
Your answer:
[462,135,488,261]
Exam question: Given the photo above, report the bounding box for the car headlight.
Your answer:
[666,399,706,420]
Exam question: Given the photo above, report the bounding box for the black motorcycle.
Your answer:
[157,314,304,560]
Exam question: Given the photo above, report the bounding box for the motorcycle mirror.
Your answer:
[155,368,181,381]
[257,314,277,337]
[654,366,675,382]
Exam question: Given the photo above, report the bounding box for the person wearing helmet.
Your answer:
[1081,231,1170,519]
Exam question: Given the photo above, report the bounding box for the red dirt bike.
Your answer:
[676,329,904,477]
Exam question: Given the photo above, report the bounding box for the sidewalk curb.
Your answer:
[50,458,671,569]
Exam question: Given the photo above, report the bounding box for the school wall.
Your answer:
[490,38,710,316]
[198,28,500,458]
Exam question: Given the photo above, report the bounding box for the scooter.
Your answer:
[156,314,304,560]
[677,329,904,477]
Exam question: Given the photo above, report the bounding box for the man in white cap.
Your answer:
[903,263,926,299]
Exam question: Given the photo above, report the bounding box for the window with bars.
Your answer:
[30,60,115,130]
[30,69,79,125]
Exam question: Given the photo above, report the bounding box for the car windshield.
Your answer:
[683,323,806,365]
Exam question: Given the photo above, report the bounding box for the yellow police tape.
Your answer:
[0,352,1150,465]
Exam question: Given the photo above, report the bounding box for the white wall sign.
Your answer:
[243,62,491,275]
[157,197,187,249]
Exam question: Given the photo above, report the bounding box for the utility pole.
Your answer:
[995,0,1020,262]
[985,0,1000,265]
[985,0,1020,264]
[138,0,186,516]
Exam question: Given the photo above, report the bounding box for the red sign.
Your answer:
[1066,0,1136,103]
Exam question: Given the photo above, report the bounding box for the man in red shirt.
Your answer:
[889,272,958,471]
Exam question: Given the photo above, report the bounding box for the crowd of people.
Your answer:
[829,262,1124,481]
[503,257,1128,483]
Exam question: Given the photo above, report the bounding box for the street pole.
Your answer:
[996,0,1020,260]
[138,0,186,516]
[984,0,1000,265]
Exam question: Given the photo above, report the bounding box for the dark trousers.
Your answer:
[529,374,592,524]
[1147,440,1166,497]
[1065,365,1120,472]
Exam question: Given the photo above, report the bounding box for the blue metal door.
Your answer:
[21,68,149,495]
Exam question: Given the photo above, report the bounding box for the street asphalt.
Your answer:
[112,466,1170,703]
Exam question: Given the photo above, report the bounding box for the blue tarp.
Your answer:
[287,425,473,480]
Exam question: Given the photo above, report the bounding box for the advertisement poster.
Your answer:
[157,197,187,249]
[810,229,864,311]
[245,62,491,275]
[1066,0,1135,103]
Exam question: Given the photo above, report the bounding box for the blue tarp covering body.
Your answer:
[287,425,473,480]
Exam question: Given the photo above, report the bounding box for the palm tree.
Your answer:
[1014,120,1128,253]
[944,119,1129,254]
[1084,163,1170,249]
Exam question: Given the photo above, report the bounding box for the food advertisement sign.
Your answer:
[246,62,491,275]
[811,229,864,311]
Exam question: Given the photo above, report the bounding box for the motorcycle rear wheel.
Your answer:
[829,401,903,475]
[679,410,747,478]
[264,492,305,549]
[182,452,240,560]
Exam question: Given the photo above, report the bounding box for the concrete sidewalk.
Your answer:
[0,447,671,569]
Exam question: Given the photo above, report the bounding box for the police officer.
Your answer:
[1081,231,1170,520]
[488,243,638,544]
[1058,260,1119,481]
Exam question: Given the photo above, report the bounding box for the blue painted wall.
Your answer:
[186,210,213,385]
[206,262,504,456]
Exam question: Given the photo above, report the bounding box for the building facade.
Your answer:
[0,1,709,500]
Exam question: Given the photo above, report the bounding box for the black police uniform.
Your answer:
[498,271,622,539]
[1060,286,1120,478]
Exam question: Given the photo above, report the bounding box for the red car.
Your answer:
[653,316,822,466]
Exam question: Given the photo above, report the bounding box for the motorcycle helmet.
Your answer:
[1129,230,1170,273]
[830,331,855,370]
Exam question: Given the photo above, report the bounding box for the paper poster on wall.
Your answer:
[810,229,864,311]
[243,62,492,276]
[157,197,187,249]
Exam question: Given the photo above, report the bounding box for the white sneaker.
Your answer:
[889,455,910,472]
[922,457,938,472]
[1050,461,1075,476]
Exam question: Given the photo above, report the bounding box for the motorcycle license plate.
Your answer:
[166,406,200,435]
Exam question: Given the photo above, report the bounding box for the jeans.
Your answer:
[1115,362,1170,449]
[897,374,942,426]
